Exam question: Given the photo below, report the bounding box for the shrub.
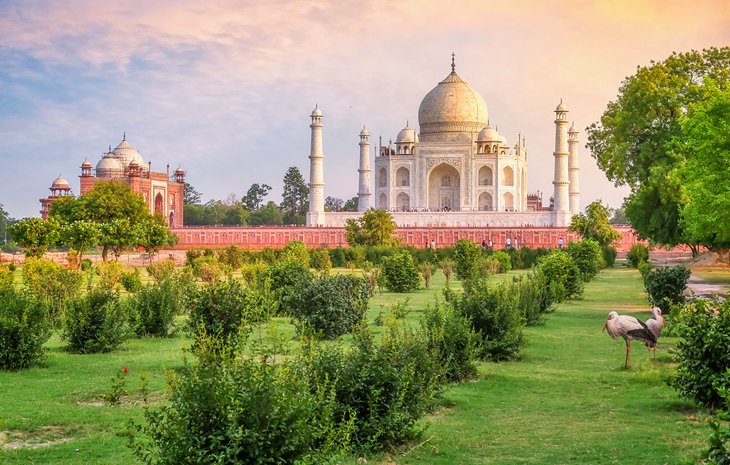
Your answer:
[146,259,176,283]
[513,272,553,326]
[567,239,604,282]
[671,300,730,409]
[281,240,310,268]
[421,301,479,383]
[0,265,13,292]
[644,265,691,313]
[381,252,420,293]
[130,280,184,337]
[239,262,266,285]
[309,248,332,273]
[22,258,83,324]
[80,258,92,271]
[62,289,129,353]
[453,239,480,281]
[602,245,617,268]
[702,389,730,464]
[190,256,228,284]
[468,255,499,283]
[130,338,347,465]
[536,251,583,302]
[121,268,143,293]
[217,245,245,271]
[440,258,455,283]
[290,274,370,339]
[490,250,512,273]
[627,244,649,268]
[188,279,270,346]
[258,260,314,314]
[420,262,435,288]
[0,289,51,370]
[301,326,441,452]
[454,279,525,362]
[97,261,124,290]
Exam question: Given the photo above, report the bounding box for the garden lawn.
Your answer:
[0,267,708,464]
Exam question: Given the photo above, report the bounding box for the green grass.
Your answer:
[0,268,709,464]
[691,267,730,285]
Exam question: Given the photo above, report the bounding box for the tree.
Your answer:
[344,210,397,247]
[324,196,344,212]
[52,180,149,225]
[568,200,621,247]
[249,201,284,226]
[183,182,203,205]
[280,166,309,225]
[242,183,272,211]
[0,203,9,244]
[60,221,101,267]
[342,196,358,212]
[586,47,730,248]
[137,217,177,257]
[8,217,61,258]
[676,86,730,253]
[100,218,138,261]
[610,207,628,225]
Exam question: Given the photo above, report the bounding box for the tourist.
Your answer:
[558,237,564,248]
[506,237,512,248]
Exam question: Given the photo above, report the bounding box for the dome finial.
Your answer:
[451,52,455,72]
[123,131,126,141]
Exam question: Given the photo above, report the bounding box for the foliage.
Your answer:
[586,47,730,247]
[289,274,370,339]
[248,201,285,226]
[627,244,649,268]
[8,217,60,258]
[703,388,730,465]
[99,218,138,261]
[121,268,143,293]
[216,245,245,271]
[300,326,441,452]
[258,260,314,314]
[671,299,730,409]
[440,258,454,283]
[183,182,202,205]
[137,217,176,256]
[241,183,272,211]
[536,251,583,302]
[421,301,479,383]
[568,200,621,247]
[0,264,14,292]
[190,256,227,284]
[60,220,100,265]
[188,279,270,346]
[280,166,309,224]
[344,209,398,247]
[453,239,480,281]
[567,239,605,282]
[281,240,310,267]
[309,247,332,273]
[97,260,125,290]
[62,289,129,353]
[324,196,344,212]
[676,86,730,251]
[147,259,177,283]
[130,338,347,465]
[513,272,555,326]
[22,258,83,324]
[0,289,50,370]
[184,201,251,226]
[643,265,691,313]
[380,252,420,293]
[342,196,358,212]
[130,280,184,337]
[420,262,435,288]
[490,250,512,273]
[602,245,617,268]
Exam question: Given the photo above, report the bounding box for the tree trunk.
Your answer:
[102,245,109,263]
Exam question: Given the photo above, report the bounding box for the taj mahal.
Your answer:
[307,56,581,228]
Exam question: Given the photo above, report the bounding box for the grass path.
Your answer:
[355,268,708,464]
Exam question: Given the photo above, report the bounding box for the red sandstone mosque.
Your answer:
[40,134,185,226]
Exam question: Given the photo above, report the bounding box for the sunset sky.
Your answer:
[1,0,728,219]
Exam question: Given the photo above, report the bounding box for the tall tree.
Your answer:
[324,196,344,212]
[610,207,628,225]
[0,203,10,244]
[280,166,309,225]
[8,217,61,258]
[345,209,398,247]
[60,221,101,267]
[248,201,284,226]
[342,196,359,212]
[183,182,203,205]
[242,183,272,211]
[586,47,730,248]
[568,200,621,247]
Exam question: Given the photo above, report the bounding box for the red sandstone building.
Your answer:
[40,134,185,226]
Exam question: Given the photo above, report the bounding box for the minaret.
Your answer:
[357,126,372,212]
[306,105,326,227]
[552,100,570,225]
[568,122,581,215]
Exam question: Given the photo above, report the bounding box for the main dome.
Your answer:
[418,62,488,138]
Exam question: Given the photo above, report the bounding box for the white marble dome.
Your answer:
[477,125,501,142]
[112,137,146,169]
[396,126,417,143]
[418,66,488,138]
[96,155,123,177]
[51,175,70,190]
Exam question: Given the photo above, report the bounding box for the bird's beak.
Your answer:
[602,323,607,334]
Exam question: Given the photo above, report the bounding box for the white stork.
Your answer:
[645,307,665,360]
[602,311,656,369]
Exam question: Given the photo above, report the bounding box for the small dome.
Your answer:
[396,126,417,143]
[359,126,369,137]
[477,125,501,142]
[555,99,567,112]
[81,159,92,168]
[51,175,70,190]
[129,160,139,168]
[175,166,185,175]
[568,121,578,133]
[96,156,123,177]
[311,105,322,117]
[112,136,146,169]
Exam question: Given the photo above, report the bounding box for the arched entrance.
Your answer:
[396,192,410,211]
[154,193,164,215]
[478,192,493,211]
[428,163,460,211]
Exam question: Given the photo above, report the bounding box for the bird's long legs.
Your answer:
[624,340,631,369]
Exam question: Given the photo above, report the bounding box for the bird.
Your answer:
[602,311,656,369]
[644,307,665,360]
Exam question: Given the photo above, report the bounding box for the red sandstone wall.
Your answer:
[170,225,647,252]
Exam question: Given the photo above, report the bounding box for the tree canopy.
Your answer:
[586,47,730,249]
[183,182,203,205]
[280,166,309,225]
[568,200,621,247]
[242,183,272,211]
[345,209,398,247]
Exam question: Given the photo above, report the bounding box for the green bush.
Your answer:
[454,279,525,362]
[0,265,13,291]
[146,259,176,283]
[130,338,347,465]
[309,247,333,273]
[490,250,512,273]
[627,244,649,268]
[514,272,554,326]
[188,279,270,346]
[381,252,420,293]
[62,289,129,353]
[216,245,245,270]
[96,260,124,290]
[644,265,691,313]
[121,268,143,293]
[567,239,604,282]
[80,258,92,271]
[301,326,441,452]
[421,301,480,383]
[281,240,311,267]
[22,258,83,324]
[453,239,480,281]
[258,260,314,314]
[190,256,228,284]
[602,245,617,268]
[671,300,730,409]
[536,251,583,302]
[290,274,370,339]
[0,289,51,370]
[130,280,183,337]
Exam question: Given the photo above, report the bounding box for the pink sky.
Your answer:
[0,0,729,218]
